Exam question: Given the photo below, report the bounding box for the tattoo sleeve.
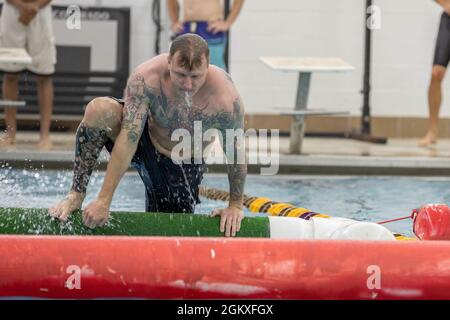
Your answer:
[223,98,247,206]
[122,73,151,144]
[228,163,247,205]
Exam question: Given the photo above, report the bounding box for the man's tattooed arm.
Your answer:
[96,72,155,204]
[228,163,247,208]
[122,73,152,144]
[222,98,247,209]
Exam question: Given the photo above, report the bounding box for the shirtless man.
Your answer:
[420,0,450,146]
[48,34,246,237]
[0,0,55,149]
[167,0,245,69]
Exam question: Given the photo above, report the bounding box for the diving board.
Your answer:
[260,57,354,154]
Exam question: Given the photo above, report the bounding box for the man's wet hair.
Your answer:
[169,33,210,70]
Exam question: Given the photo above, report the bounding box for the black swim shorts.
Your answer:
[104,97,205,213]
[434,12,450,67]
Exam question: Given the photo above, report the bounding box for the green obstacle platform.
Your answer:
[0,207,270,237]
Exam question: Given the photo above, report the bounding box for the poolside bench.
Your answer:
[260,57,354,154]
[0,48,31,110]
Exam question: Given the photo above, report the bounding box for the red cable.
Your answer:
[378,213,415,225]
[378,216,410,224]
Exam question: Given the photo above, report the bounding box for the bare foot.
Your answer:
[418,131,437,147]
[49,192,84,222]
[38,138,53,150]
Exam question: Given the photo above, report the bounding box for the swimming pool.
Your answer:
[2,167,449,236]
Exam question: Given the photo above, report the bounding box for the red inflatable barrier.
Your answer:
[413,204,450,240]
[0,235,450,299]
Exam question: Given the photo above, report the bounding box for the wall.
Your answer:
[9,0,446,119]
[229,0,443,118]
[52,0,170,71]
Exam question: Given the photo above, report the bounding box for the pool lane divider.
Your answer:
[198,186,416,241]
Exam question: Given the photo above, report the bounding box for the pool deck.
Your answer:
[1,131,450,175]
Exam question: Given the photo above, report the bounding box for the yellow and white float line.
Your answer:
[198,186,416,241]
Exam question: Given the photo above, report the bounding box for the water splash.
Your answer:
[184,91,193,108]
[179,164,196,208]
[0,169,440,235]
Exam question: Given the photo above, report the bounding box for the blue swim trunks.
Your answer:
[178,21,227,70]
[104,98,205,214]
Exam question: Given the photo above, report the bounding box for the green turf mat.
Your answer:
[0,207,271,237]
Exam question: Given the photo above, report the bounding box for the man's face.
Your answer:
[168,52,209,96]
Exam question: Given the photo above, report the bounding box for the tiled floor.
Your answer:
[1,131,450,174]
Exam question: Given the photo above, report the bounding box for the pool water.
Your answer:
[2,168,450,236]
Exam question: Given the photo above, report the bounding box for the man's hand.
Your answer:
[207,19,230,34]
[18,3,39,26]
[210,206,244,237]
[82,198,110,229]
[49,191,84,222]
[171,21,184,34]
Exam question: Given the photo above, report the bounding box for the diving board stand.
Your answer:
[0,48,32,109]
[260,57,354,154]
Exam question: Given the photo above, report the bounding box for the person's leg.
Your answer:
[35,75,54,149]
[0,3,26,146]
[49,97,123,221]
[0,73,20,146]
[24,4,56,148]
[421,12,450,146]
[420,65,446,147]
[208,41,227,70]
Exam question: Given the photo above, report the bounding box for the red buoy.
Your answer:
[413,204,450,240]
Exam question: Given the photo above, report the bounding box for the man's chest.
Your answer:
[149,99,230,135]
